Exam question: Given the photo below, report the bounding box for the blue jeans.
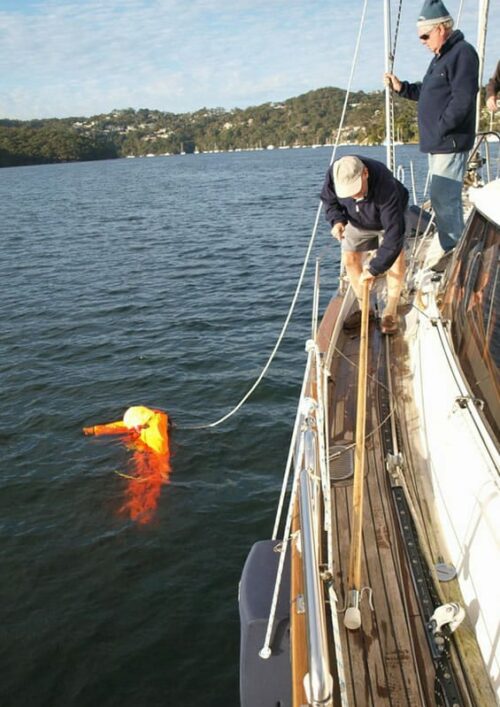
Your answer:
[428,152,468,252]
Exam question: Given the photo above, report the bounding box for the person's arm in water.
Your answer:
[83,421,138,437]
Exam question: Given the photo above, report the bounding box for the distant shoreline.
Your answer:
[1,83,492,168]
[0,87,423,168]
[1,141,424,170]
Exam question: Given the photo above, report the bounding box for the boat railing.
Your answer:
[297,405,334,707]
[468,131,500,185]
[296,268,349,706]
[293,298,353,706]
[262,263,348,705]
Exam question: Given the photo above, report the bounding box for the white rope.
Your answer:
[327,583,350,706]
[423,167,431,198]
[178,0,370,431]
[409,211,435,266]
[260,433,305,659]
[329,0,370,163]
[409,160,417,205]
[178,201,324,431]
[314,345,332,560]
[312,259,321,341]
[322,363,333,571]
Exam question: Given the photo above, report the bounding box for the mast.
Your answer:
[383,0,395,173]
[475,0,490,133]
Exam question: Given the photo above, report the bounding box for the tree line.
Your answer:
[0,85,493,168]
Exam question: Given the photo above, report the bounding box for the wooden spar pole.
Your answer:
[344,280,370,630]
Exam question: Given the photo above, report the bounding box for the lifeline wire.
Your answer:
[178,0,370,431]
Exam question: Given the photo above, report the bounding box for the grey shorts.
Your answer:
[341,209,410,253]
[342,223,382,252]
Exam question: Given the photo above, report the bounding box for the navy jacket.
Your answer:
[320,157,409,276]
[398,30,479,153]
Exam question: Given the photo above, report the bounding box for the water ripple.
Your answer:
[0,145,428,707]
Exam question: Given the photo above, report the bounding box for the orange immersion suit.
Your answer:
[83,406,171,524]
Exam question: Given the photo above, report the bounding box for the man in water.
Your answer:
[320,155,408,335]
[83,405,171,524]
[385,0,479,269]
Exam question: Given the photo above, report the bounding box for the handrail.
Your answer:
[469,131,500,183]
[272,347,314,540]
[307,294,350,705]
[298,422,333,707]
[315,336,350,707]
[312,259,321,342]
[259,428,306,660]
[265,281,348,703]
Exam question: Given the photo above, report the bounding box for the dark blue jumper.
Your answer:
[320,157,409,276]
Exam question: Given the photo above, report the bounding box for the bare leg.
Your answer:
[343,251,365,302]
[383,251,405,317]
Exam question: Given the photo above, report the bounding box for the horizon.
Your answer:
[2,0,499,122]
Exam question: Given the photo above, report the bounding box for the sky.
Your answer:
[1,0,499,120]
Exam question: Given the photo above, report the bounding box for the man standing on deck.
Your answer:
[320,155,408,335]
[385,0,479,270]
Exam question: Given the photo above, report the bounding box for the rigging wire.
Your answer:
[177,0,370,431]
[391,0,404,64]
[385,0,403,172]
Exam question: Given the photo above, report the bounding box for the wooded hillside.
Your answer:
[0,85,492,167]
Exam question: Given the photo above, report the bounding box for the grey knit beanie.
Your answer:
[417,0,452,29]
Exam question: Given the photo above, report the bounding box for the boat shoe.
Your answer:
[430,248,455,273]
[380,314,398,335]
[343,309,375,331]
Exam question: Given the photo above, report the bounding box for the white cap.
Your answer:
[333,156,365,198]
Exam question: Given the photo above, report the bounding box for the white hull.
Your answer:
[405,298,500,696]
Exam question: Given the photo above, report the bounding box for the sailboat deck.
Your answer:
[327,322,435,706]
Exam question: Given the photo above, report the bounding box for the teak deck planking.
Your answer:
[327,323,435,706]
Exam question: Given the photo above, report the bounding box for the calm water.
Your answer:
[1,145,427,706]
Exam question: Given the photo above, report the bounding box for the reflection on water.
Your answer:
[118,443,171,525]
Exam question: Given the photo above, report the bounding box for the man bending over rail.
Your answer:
[320,155,409,335]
